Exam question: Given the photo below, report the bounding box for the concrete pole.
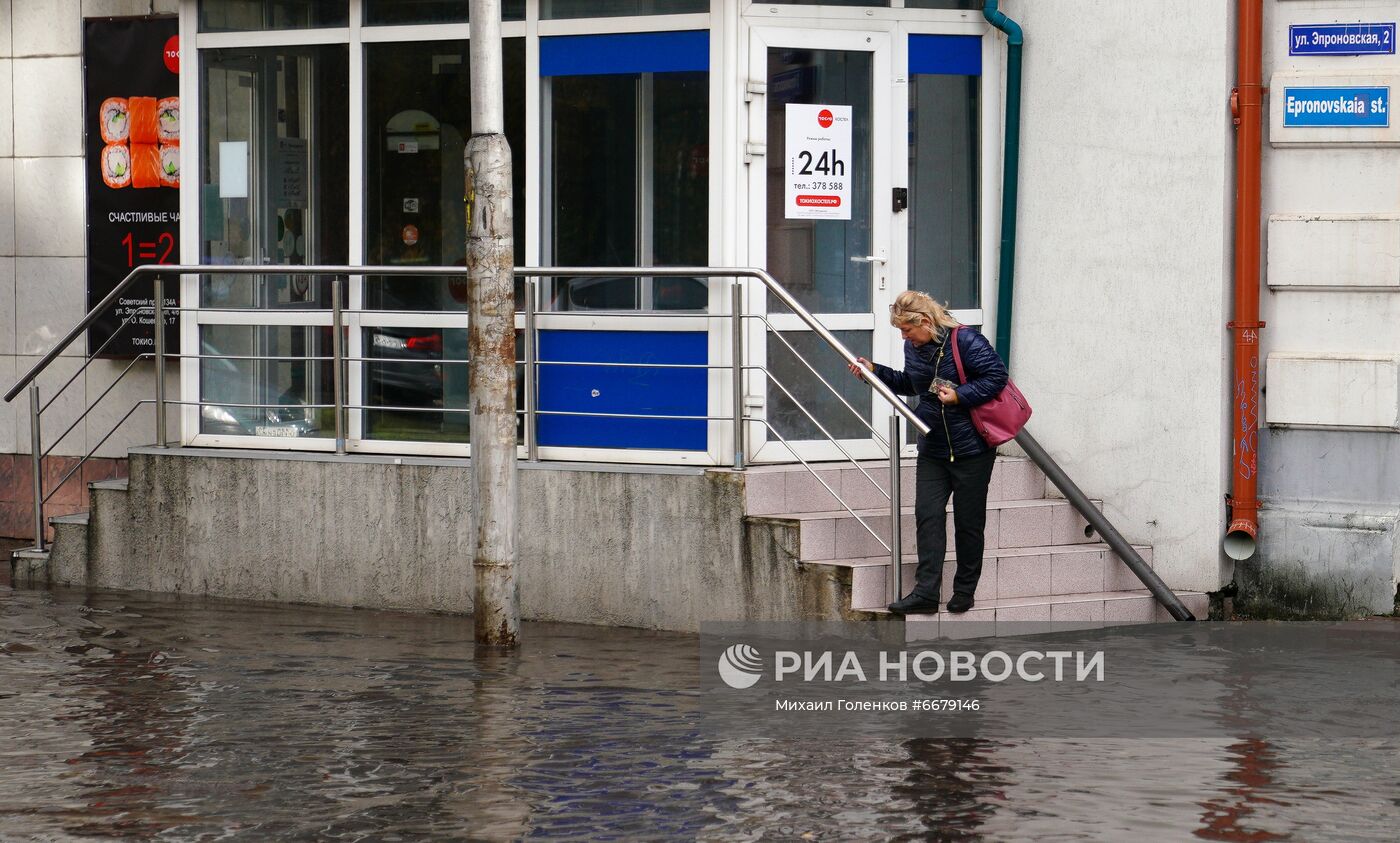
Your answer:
[467,0,519,647]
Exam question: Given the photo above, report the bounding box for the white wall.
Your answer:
[1261,1,1400,423]
[0,0,179,459]
[1255,0,1400,612]
[1000,0,1236,592]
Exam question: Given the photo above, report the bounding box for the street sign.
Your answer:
[1282,86,1390,127]
[1289,22,1395,56]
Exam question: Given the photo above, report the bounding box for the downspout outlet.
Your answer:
[1223,520,1257,561]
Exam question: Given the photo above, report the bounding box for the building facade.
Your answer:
[1,0,1397,614]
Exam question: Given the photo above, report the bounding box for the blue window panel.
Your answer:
[909,34,981,76]
[537,331,708,450]
[541,31,709,76]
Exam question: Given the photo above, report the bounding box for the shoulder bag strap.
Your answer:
[949,326,967,384]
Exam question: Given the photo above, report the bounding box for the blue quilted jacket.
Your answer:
[873,326,1009,460]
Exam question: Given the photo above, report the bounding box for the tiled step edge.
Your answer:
[870,590,1211,639]
[821,543,1157,609]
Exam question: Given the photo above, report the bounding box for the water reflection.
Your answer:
[0,579,1397,840]
[884,739,1010,840]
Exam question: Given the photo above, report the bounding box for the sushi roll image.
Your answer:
[131,143,161,189]
[159,144,180,188]
[157,97,180,145]
[129,96,158,144]
[101,144,131,189]
[99,97,129,144]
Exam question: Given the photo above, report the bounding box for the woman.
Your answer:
[848,291,1008,614]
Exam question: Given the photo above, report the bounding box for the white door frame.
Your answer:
[745,24,895,464]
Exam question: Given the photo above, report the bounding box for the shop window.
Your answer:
[905,1,984,9]
[773,1,980,7]
[199,0,347,32]
[199,325,334,438]
[362,0,525,26]
[363,40,525,312]
[908,34,980,310]
[774,1,890,6]
[200,45,349,308]
[361,327,526,444]
[542,31,709,311]
[541,0,707,20]
[361,40,526,443]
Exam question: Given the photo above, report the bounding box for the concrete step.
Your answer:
[749,497,1100,561]
[744,456,1047,517]
[48,510,91,587]
[820,543,1157,610]
[875,590,1211,640]
[9,547,49,587]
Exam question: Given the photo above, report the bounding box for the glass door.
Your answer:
[747,27,893,462]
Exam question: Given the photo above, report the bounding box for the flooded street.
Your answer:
[2,564,1399,840]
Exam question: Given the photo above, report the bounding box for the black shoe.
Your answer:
[946,592,975,613]
[888,592,941,614]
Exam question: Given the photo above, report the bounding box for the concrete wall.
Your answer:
[66,449,851,632]
[0,0,178,466]
[999,0,1236,593]
[1254,0,1400,613]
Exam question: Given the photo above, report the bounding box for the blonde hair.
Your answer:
[889,290,959,340]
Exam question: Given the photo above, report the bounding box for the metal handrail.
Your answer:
[750,417,890,555]
[12,291,166,548]
[757,364,891,507]
[5,264,925,435]
[4,262,1192,621]
[758,314,891,449]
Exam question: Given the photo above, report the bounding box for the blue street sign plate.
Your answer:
[1283,87,1390,127]
[1289,23,1395,56]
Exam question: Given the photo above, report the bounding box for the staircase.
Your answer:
[10,448,1206,634]
[743,455,1208,633]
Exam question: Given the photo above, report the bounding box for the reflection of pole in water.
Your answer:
[1194,737,1287,841]
[456,651,532,837]
[890,738,1008,836]
[1195,625,1288,842]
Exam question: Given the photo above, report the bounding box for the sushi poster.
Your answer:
[83,16,179,358]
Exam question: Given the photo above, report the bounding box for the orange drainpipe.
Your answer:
[1224,0,1265,561]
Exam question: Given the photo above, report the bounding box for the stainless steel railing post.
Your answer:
[153,275,166,448]
[731,280,745,470]
[888,414,902,603]
[524,277,538,462]
[29,386,44,551]
[332,275,346,455]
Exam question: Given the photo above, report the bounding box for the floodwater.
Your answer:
[2,565,1399,840]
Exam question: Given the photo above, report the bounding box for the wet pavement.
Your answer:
[2,557,1399,841]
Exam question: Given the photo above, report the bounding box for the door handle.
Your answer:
[850,255,886,264]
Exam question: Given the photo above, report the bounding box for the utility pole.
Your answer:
[467,0,518,647]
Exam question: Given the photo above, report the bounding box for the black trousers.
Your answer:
[911,448,997,600]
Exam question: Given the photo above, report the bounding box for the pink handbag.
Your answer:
[950,327,1032,446]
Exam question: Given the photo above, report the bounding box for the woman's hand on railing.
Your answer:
[847,357,874,380]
